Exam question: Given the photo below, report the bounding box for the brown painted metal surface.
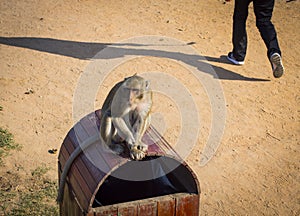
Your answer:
[58,110,200,216]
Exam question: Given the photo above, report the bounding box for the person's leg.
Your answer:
[253,0,281,58]
[231,0,252,61]
[253,0,283,77]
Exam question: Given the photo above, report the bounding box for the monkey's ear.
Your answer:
[145,80,150,89]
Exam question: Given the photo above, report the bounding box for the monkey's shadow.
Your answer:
[111,142,131,159]
[0,36,269,81]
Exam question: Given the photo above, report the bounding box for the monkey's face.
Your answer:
[123,76,150,106]
[126,87,144,106]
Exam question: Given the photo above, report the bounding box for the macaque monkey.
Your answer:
[100,74,152,160]
[57,75,152,203]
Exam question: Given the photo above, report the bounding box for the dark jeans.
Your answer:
[232,0,281,61]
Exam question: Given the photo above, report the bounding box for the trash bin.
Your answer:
[58,110,200,216]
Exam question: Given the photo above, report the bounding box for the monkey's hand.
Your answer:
[130,142,148,160]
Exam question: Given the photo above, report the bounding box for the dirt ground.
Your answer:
[0,0,299,215]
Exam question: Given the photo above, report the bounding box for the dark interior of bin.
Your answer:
[93,156,198,207]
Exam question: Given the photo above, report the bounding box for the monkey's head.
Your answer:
[123,75,150,105]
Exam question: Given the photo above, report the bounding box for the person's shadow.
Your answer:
[0,37,269,81]
[0,37,109,59]
[203,55,270,81]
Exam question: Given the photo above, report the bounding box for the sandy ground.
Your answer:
[0,0,299,215]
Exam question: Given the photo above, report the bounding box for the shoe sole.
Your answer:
[227,55,244,65]
[271,54,284,78]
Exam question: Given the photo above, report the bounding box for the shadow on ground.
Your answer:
[0,37,269,81]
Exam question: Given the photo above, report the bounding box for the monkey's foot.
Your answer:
[130,149,146,160]
[130,143,148,160]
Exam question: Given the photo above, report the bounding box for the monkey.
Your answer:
[57,75,152,203]
[100,74,152,160]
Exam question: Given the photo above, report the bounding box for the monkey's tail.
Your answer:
[56,134,100,203]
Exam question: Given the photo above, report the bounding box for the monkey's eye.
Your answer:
[132,89,138,93]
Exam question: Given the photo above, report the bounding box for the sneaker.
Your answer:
[227,52,244,65]
[270,53,284,78]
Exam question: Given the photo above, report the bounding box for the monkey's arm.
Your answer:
[133,98,152,143]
